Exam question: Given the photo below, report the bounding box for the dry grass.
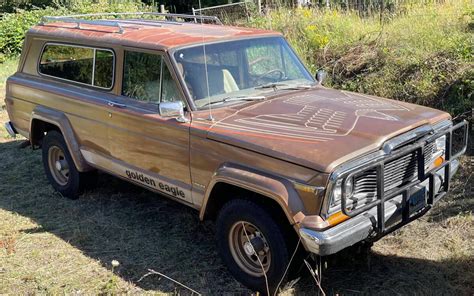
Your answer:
[0,59,473,294]
[1,108,473,295]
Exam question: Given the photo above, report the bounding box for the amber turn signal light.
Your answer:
[434,156,444,168]
[327,212,349,226]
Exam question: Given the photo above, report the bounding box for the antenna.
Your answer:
[198,0,214,122]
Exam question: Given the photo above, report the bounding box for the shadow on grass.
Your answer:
[0,139,472,295]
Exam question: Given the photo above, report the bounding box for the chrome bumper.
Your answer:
[4,121,17,138]
[299,160,459,256]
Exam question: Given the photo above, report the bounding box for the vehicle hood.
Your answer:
[201,87,450,173]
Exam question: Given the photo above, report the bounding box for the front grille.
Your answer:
[346,141,436,210]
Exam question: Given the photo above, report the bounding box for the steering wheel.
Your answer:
[255,69,285,84]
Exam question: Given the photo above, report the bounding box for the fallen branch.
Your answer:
[274,237,301,296]
[304,258,326,296]
[137,268,202,296]
[241,221,270,296]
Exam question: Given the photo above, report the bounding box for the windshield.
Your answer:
[173,37,315,108]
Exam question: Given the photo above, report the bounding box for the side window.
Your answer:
[94,50,114,88]
[161,64,181,102]
[122,50,182,104]
[39,44,114,89]
[122,51,162,103]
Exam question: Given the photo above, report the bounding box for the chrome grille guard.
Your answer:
[324,120,468,236]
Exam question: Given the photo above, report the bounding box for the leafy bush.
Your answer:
[248,0,473,116]
[0,0,53,13]
[0,0,149,56]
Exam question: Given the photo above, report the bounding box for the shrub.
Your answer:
[248,0,473,116]
[0,0,149,56]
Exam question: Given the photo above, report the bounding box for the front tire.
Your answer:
[216,199,290,294]
[42,130,93,199]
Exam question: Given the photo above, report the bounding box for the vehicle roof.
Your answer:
[28,20,281,49]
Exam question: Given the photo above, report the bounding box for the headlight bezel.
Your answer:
[432,134,446,159]
[329,176,354,210]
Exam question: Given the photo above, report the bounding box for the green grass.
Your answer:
[0,58,18,94]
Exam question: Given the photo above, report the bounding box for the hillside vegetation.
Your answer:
[1,0,472,118]
[249,0,473,116]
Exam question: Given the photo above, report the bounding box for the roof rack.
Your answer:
[39,12,223,34]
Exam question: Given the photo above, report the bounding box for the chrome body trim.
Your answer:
[159,101,188,123]
[4,121,17,138]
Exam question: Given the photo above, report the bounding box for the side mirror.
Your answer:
[316,69,327,85]
[159,101,188,123]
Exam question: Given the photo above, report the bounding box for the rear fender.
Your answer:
[30,106,93,172]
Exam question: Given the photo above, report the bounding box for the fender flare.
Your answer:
[199,163,306,224]
[30,106,93,172]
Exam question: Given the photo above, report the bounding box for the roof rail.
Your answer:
[40,16,126,33]
[39,12,222,34]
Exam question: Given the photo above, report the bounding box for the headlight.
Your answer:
[434,135,446,154]
[330,177,354,207]
[430,135,446,165]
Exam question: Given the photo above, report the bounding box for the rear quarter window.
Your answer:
[38,44,114,89]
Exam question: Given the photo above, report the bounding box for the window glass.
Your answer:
[122,51,182,104]
[40,45,94,84]
[174,37,314,108]
[94,50,114,88]
[161,64,181,103]
[246,43,283,77]
[39,44,114,89]
[122,51,162,103]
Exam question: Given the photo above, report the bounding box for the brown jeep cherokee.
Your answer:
[3,13,468,293]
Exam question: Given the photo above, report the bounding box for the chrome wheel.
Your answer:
[229,221,271,277]
[48,145,69,186]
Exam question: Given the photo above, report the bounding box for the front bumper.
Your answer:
[300,161,458,256]
[300,120,468,256]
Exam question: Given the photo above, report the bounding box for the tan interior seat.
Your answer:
[221,69,239,93]
[182,63,240,100]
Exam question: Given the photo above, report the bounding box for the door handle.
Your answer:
[107,101,127,108]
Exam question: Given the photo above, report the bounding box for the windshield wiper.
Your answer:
[254,82,289,90]
[281,83,317,90]
[201,95,266,107]
[255,82,318,91]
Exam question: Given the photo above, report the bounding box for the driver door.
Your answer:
[105,49,193,204]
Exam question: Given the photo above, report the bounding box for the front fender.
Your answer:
[199,163,306,224]
[30,106,93,172]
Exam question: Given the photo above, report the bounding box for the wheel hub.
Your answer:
[243,241,255,256]
[55,159,68,171]
[48,146,70,186]
[228,221,272,277]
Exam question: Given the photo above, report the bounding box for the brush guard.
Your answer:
[338,120,468,239]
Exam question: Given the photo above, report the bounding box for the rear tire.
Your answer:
[42,130,95,199]
[216,199,290,295]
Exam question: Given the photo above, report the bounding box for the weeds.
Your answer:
[0,0,151,56]
[248,0,473,116]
